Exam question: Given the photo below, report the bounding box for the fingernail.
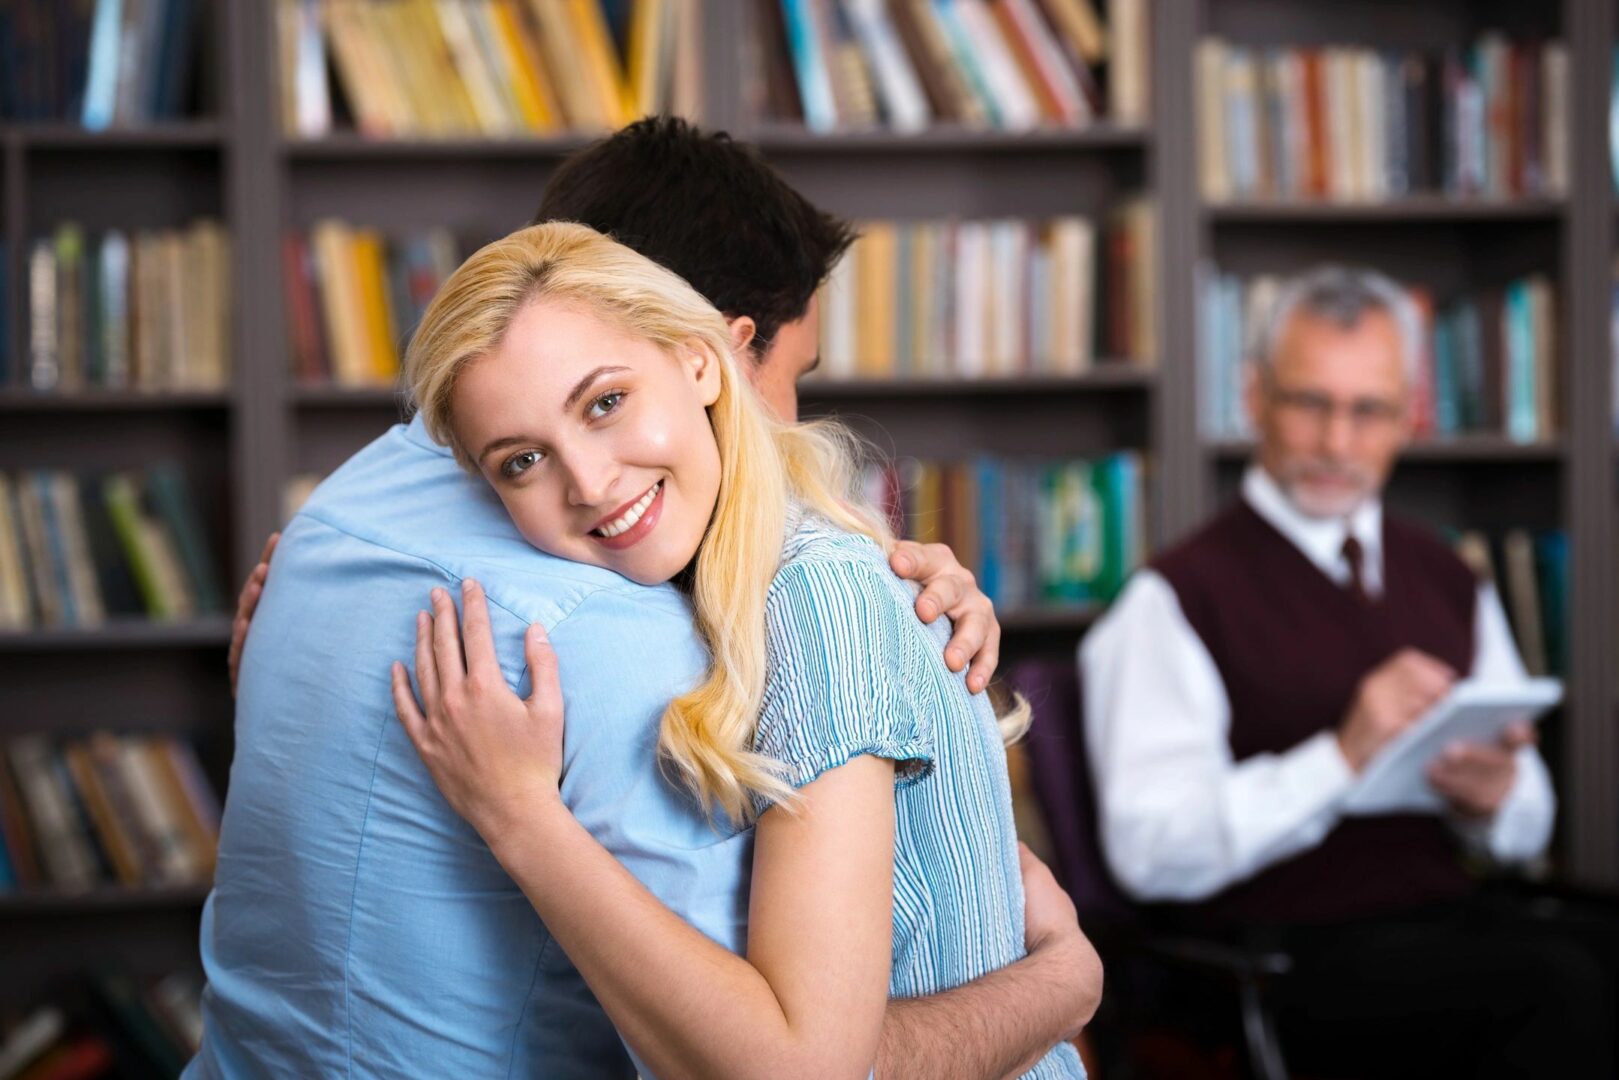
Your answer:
[431,588,444,602]
[918,601,936,620]
[946,648,962,668]
[530,623,548,640]
[894,556,913,575]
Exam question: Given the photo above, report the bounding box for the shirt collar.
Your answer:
[1242,464,1382,587]
[402,411,453,457]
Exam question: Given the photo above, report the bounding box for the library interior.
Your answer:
[1,1,1617,1078]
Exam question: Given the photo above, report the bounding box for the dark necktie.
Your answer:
[1342,535,1369,603]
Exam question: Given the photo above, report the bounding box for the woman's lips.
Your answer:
[589,481,665,551]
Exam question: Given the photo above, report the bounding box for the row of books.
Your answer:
[19,221,232,394]
[1456,529,1567,678]
[281,0,703,139]
[1200,269,1558,444]
[284,222,462,388]
[865,452,1146,609]
[0,0,200,125]
[815,203,1153,379]
[756,0,1147,133]
[0,465,224,631]
[0,733,220,893]
[1197,37,1569,204]
[0,972,203,1080]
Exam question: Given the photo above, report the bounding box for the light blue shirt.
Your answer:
[188,415,751,1079]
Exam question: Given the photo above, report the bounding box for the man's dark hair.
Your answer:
[533,116,856,355]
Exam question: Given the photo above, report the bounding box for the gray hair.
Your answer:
[1250,265,1422,383]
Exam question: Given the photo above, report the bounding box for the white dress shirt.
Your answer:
[1079,465,1557,902]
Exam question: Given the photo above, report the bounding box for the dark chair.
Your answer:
[1006,657,1292,1080]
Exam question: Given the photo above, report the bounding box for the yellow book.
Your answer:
[490,0,560,131]
[352,230,401,383]
[323,0,390,136]
[310,220,367,386]
[349,1,415,134]
[469,0,533,132]
[402,0,481,133]
[371,1,440,133]
[565,0,633,127]
[627,0,664,119]
[527,0,602,129]
[855,223,897,377]
[437,0,517,134]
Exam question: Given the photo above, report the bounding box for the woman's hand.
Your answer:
[391,578,565,839]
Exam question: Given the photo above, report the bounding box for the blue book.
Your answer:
[1505,280,1537,442]
[32,472,78,627]
[1432,313,1460,436]
[974,457,1001,606]
[781,0,837,132]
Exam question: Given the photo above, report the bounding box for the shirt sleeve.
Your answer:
[1454,581,1557,863]
[752,558,936,816]
[1079,570,1356,902]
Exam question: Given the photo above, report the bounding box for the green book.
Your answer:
[145,463,223,613]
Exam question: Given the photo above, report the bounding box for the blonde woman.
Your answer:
[389,222,1095,1079]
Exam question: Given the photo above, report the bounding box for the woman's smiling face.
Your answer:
[451,297,724,586]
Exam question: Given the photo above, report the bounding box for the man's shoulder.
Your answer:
[284,422,685,628]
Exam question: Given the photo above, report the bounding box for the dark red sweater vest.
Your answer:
[1150,501,1478,926]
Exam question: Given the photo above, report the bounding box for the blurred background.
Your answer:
[0,1,1614,1077]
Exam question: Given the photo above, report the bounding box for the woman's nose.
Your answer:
[561,455,619,508]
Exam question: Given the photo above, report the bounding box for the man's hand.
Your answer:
[1018,843,1101,1041]
[1337,648,1456,772]
[228,532,280,696]
[1427,722,1533,819]
[889,540,1000,694]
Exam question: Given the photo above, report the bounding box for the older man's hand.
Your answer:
[1337,648,1456,772]
[1427,722,1534,819]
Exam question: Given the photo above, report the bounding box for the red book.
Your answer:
[281,232,328,384]
[1301,50,1329,198]
[15,1036,115,1080]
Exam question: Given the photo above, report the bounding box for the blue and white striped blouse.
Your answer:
[753,511,1086,1080]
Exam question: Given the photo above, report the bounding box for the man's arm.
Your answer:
[877,846,1101,1080]
[1430,582,1555,861]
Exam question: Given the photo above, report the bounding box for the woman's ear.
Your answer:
[727,316,757,356]
[684,342,724,407]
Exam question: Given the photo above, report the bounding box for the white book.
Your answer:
[954,222,989,377]
[820,243,858,379]
[28,241,58,392]
[1196,39,1230,202]
[1051,216,1094,374]
[100,231,131,389]
[294,0,333,136]
[1543,42,1569,196]
[954,1,1040,131]
[844,0,931,132]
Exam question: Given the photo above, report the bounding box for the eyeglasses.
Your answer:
[1267,386,1404,430]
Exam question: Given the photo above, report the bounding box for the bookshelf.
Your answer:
[3,0,1618,1025]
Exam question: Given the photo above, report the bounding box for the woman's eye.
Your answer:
[586,391,624,420]
[501,449,544,478]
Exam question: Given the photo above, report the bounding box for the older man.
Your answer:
[1081,266,1606,1078]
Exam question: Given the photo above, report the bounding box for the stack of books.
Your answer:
[1200,269,1558,444]
[814,201,1152,379]
[865,452,1146,609]
[25,220,232,395]
[0,972,203,1080]
[1455,529,1567,678]
[0,465,224,631]
[0,732,219,894]
[755,0,1147,132]
[278,0,704,139]
[1196,35,1569,203]
[0,0,201,125]
[284,222,462,388]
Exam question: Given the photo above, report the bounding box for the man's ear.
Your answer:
[727,316,757,356]
[684,342,724,408]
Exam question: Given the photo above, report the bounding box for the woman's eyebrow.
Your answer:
[562,365,632,412]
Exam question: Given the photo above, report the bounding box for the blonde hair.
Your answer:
[406,222,1028,822]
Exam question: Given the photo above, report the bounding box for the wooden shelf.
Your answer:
[0,617,233,651]
[1204,196,1565,223]
[281,133,601,160]
[0,388,230,411]
[1000,604,1103,632]
[1205,436,1567,463]
[1,121,224,150]
[747,123,1150,154]
[799,368,1156,397]
[0,884,211,916]
[291,384,408,408]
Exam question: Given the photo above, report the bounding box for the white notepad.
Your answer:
[1342,678,1562,816]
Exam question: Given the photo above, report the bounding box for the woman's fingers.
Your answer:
[524,623,562,718]
[459,580,501,681]
[414,609,440,709]
[430,587,465,692]
[391,661,428,744]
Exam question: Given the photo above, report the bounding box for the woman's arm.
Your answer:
[391,580,895,1080]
